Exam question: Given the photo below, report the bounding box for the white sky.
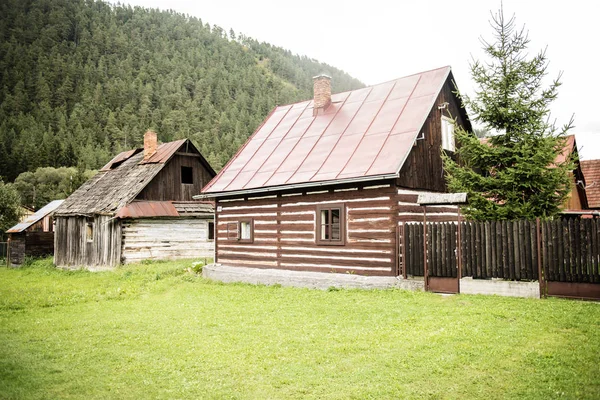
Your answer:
[121,0,600,159]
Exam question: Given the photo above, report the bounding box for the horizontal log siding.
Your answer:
[215,184,399,276]
[121,218,214,263]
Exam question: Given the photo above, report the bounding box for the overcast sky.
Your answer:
[121,0,599,160]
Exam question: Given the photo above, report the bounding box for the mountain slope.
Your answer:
[0,0,364,181]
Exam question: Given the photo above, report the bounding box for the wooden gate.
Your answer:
[403,222,460,294]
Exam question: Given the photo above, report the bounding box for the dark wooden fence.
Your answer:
[403,218,600,285]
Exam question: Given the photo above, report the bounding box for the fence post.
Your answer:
[457,209,462,293]
[536,218,545,298]
[423,207,428,291]
[402,223,407,279]
[6,238,10,267]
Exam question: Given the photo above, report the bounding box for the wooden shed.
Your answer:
[54,132,216,268]
[7,200,64,265]
[198,66,471,276]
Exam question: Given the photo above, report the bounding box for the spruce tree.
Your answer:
[443,6,575,221]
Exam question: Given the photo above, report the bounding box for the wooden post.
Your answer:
[457,209,462,293]
[6,237,10,267]
[402,223,407,279]
[536,218,545,298]
[423,206,428,291]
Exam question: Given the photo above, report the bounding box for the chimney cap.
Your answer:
[313,74,332,80]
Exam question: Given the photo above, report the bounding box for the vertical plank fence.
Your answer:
[403,218,600,299]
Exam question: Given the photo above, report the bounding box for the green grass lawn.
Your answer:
[0,258,599,399]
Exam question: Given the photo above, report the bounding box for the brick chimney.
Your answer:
[143,130,158,160]
[313,74,332,116]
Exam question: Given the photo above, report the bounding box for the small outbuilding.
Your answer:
[7,200,64,265]
[54,132,216,268]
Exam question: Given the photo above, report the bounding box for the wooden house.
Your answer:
[54,132,216,268]
[7,200,64,265]
[198,66,471,276]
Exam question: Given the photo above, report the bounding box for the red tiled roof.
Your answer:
[581,160,600,208]
[203,66,452,194]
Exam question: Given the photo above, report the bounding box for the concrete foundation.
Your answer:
[460,277,540,298]
[203,264,424,291]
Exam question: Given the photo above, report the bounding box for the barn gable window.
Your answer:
[441,116,455,152]
[181,166,193,184]
[86,218,94,242]
[316,204,345,245]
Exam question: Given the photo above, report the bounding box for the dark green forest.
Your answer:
[0,0,364,182]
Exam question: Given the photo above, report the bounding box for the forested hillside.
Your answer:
[0,0,364,182]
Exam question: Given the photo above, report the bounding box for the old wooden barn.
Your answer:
[7,200,64,265]
[198,66,471,276]
[54,132,216,268]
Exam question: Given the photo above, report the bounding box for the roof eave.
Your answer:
[195,173,398,199]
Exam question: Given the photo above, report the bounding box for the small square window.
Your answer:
[316,204,345,245]
[181,166,193,184]
[441,116,455,152]
[208,221,214,240]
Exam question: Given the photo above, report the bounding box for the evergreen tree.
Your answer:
[0,0,364,181]
[443,7,575,221]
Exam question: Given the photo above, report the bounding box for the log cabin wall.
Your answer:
[215,182,400,276]
[397,75,469,192]
[136,154,214,201]
[54,215,121,267]
[121,218,214,263]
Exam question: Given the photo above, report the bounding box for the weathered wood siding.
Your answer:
[215,183,400,276]
[136,154,214,201]
[121,218,214,263]
[397,75,469,192]
[54,216,121,267]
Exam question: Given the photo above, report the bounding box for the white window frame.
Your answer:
[441,116,455,152]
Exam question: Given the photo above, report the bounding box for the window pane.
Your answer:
[321,223,329,240]
[331,223,341,240]
[321,209,329,224]
[240,221,251,239]
[331,208,340,224]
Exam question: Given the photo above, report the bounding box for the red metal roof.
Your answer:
[581,160,600,209]
[115,201,179,218]
[203,66,451,194]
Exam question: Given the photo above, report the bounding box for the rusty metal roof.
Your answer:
[115,201,213,218]
[139,139,187,164]
[115,201,179,218]
[100,149,141,171]
[7,200,64,233]
[203,66,451,195]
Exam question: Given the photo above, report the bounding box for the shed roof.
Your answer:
[55,139,210,217]
[202,66,453,196]
[581,160,600,209]
[114,201,213,219]
[7,200,64,233]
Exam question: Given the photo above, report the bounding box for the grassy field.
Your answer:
[0,258,599,399]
